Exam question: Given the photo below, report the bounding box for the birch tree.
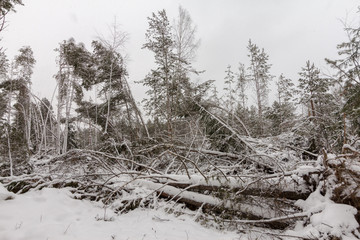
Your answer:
[96,22,149,139]
[96,20,127,134]
[172,5,201,113]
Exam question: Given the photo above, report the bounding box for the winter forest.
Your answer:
[0,1,360,239]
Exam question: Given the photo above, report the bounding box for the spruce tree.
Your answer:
[326,18,360,136]
[266,74,295,135]
[247,40,272,136]
[236,62,247,110]
[223,65,236,113]
[298,61,331,119]
[297,61,339,151]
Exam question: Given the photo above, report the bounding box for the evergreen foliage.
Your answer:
[235,62,247,109]
[297,61,341,152]
[265,74,296,136]
[0,0,22,15]
[142,9,176,132]
[326,21,360,136]
[247,40,272,136]
[223,65,236,113]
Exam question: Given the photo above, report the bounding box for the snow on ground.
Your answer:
[0,184,238,240]
[0,184,15,201]
[286,186,360,240]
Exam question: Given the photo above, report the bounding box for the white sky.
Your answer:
[1,0,359,107]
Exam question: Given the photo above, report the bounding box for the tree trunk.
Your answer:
[104,58,114,134]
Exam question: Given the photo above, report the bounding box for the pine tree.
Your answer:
[0,51,8,79]
[0,0,23,53]
[13,46,35,156]
[0,51,8,121]
[55,37,147,147]
[95,20,128,134]
[55,39,84,153]
[0,0,22,15]
[142,10,176,137]
[87,40,146,140]
[0,52,10,172]
[0,47,35,163]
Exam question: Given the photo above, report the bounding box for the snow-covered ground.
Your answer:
[0,184,238,240]
[288,186,360,240]
[2,182,359,240]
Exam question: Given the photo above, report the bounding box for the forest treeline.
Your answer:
[1,1,359,170]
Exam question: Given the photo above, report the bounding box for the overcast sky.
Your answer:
[1,0,359,106]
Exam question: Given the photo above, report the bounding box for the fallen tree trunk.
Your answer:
[136,179,301,229]
[164,182,311,200]
[156,167,322,201]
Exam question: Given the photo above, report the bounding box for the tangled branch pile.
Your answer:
[1,134,359,239]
